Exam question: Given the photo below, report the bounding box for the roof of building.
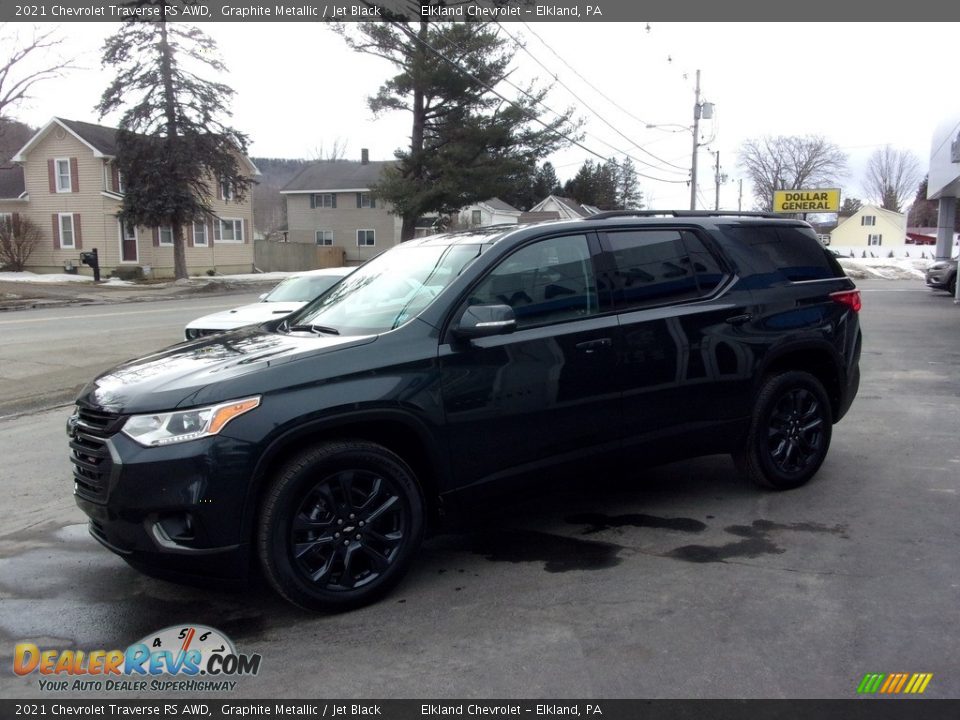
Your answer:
[529,195,597,219]
[519,211,560,223]
[281,159,393,193]
[11,117,259,174]
[0,164,25,199]
[482,197,520,213]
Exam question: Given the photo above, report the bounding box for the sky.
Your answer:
[5,20,960,211]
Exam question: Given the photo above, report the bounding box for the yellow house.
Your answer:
[828,204,906,252]
[1,117,258,278]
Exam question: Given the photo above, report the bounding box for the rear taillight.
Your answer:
[830,289,861,313]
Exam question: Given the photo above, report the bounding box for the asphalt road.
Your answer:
[0,291,264,418]
[0,280,958,699]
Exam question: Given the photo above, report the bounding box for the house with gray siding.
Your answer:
[281,150,401,265]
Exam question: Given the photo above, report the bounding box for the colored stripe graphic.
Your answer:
[857,672,932,694]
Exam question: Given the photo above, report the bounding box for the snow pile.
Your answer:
[189,271,297,283]
[0,271,94,283]
[837,257,932,280]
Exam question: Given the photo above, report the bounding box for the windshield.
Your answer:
[291,243,482,335]
[264,273,345,303]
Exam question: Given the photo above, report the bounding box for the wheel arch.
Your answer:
[756,342,845,422]
[242,410,450,546]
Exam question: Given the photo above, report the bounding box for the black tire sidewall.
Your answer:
[258,441,424,611]
[747,371,833,490]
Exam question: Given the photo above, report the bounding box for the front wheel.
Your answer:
[735,371,833,490]
[257,440,425,611]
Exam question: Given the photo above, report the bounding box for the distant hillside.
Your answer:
[0,120,36,164]
[250,157,312,235]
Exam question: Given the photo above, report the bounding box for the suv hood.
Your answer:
[186,301,306,330]
[78,327,376,414]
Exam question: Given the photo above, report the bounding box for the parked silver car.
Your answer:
[184,266,353,340]
[925,258,957,295]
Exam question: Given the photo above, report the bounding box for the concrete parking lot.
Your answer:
[0,280,958,699]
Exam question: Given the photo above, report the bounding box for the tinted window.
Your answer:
[732,225,839,281]
[605,230,700,310]
[468,234,597,328]
[680,232,727,294]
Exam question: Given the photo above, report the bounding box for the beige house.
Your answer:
[281,150,401,265]
[1,117,257,278]
[828,205,906,254]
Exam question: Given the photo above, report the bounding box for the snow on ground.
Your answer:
[836,257,932,280]
[0,271,94,283]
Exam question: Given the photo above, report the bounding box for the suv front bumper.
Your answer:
[70,425,256,583]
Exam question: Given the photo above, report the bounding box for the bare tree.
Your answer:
[0,24,76,121]
[310,139,349,162]
[0,215,41,271]
[863,145,922,213]
[738,135,847,211]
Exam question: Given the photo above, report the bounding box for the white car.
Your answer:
[184,266,353,340]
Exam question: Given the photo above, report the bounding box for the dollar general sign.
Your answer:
[773,188,841,213]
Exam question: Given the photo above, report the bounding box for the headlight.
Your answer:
[121,396,261,447]
[185,328,201,340]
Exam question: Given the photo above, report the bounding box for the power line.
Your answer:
[389,22,689,185]
[496,22,689,176]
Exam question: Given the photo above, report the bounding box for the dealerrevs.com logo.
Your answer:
[13,625,262,693]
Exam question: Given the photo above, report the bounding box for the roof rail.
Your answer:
[584,210,784,221]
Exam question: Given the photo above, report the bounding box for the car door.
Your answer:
[598,227,755,445]
[438,232,621,491]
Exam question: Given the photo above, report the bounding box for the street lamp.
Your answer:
[689,69,714,211]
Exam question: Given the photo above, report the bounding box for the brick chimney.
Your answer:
[361,148,369,165]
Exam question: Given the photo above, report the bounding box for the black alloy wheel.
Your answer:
[735,371,833,490]
[258,440,424,611]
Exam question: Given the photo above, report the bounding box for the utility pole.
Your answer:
[714,151,721,211]
[689,69,701,211]
[738,179,743,212]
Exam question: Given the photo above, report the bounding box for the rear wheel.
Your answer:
[257,440,424,611]
[735,371,832,490]
[948,274,957,296]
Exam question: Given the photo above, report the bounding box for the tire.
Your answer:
[257,440,425,611]
[734,371,833,490]
[948,275,957,296]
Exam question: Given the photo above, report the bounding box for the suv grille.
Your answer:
[70,408,123,503]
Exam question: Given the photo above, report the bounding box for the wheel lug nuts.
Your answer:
[359,521,365,527]
[337,519,343,525]
[356,534,361,540]
[335,533,340,538]
[343,540,349,546]
[349,514,356,519]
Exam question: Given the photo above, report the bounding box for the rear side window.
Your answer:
[731,225,841,281]
[604,229,724,310]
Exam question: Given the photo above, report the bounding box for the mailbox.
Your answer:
[79,248,101,282]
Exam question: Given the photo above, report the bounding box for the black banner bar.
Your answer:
[2,700,960,720]
[1,0,955,22]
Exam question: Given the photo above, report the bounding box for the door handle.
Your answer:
[575,337,613,354]
[725,313,753,326]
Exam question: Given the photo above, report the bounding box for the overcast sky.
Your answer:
[7,21,960,210]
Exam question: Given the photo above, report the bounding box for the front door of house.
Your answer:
[119,221,138,263]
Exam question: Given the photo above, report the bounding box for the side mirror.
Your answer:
[453,304,516,339]
[258,293,268,301]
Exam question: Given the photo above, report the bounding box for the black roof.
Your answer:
[282,159,393,192]
[0,164,25,198]
[57,118,118,156]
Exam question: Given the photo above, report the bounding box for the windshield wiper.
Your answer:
[287,323,340,335]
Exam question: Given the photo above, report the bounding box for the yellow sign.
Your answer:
[773,188,841,213]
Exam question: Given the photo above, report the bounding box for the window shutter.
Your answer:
[216,180,223,200]
[186,225,194,248]
[52,215,61,249]
[112,166,120,193]
[310,194,316,209]
[48,160,56,193]
[241,220,248,243]
[74,215,82,249]
[153,227,160,247]
[11,212,19,224]
[331,194,337,209]
[209,220,215,245]
[70,158,79,193]
[356,192,362,208]
[370,196,376,209]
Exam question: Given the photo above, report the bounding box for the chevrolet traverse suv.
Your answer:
[68,211,862,611]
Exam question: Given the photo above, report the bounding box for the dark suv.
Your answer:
[68,211,862,611]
